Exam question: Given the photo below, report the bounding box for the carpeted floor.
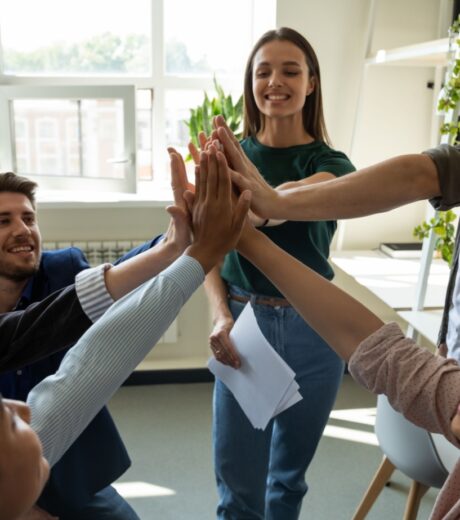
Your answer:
[108,376,438,519]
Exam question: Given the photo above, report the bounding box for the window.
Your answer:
[0,0,275,197]
[0,86,136,192]
[1,0,152,76]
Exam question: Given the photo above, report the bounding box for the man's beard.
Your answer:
[0,255,41,282]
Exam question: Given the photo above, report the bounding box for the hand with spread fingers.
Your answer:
[184,148,251,275]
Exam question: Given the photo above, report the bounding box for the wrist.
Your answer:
[213,312,234,327]
[185,244,222,274]
[159,238,183,262]
[265,190,282,219]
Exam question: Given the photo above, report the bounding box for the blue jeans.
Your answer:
[59,486,139,520]
[213,287,344,520]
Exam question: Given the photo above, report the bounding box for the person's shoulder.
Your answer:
[312,141,350,160]
[41,247,90,273]
[310,141,355,174]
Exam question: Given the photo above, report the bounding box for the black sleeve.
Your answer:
[0,285,92,373]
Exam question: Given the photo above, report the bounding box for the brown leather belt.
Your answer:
[229,293,291,307]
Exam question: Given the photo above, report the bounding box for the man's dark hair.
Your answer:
[0,172,38,209]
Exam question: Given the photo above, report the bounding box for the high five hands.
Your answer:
[187,116,278,227]
[168,144,252,274]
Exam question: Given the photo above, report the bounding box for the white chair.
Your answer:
[352,395,460,520]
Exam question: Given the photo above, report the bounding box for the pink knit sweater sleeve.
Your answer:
[348,322,460,448]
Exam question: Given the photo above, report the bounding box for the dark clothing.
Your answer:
[221,137,355,297]
[0,237,161,516]
[423,144,460,346]
[0,284,91,372]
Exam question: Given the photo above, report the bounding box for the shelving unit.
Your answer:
[346,3,455,341]
[365,38,448,67]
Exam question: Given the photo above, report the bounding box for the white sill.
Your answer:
[37,184,174,209]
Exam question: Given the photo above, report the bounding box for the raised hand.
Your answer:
[168,147,195,207]
[213,115,277,218]
[161,149,194,255]
[185,150,251,274]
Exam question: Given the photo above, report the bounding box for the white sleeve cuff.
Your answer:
[75,264,114,322]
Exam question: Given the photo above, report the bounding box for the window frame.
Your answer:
[0,85,137,192]
[0,0,275,198]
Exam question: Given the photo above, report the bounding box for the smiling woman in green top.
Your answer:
[204,27,355,520]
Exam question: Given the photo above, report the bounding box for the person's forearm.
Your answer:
[103,239,182,300]
[268,154,440,221]
[237,230,383,361]
[348,323,460,445]
[29,255,204,467]
[0,286,92,373]
[204,266,232,323]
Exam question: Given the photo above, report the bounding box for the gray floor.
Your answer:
[108,376,438,519]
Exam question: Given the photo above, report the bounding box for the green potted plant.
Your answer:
[184,77,243,158]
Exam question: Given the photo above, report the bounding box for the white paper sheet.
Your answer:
[208,303,302,430]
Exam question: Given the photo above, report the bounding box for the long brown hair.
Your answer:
[243,27,330,144]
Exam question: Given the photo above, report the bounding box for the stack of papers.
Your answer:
[208,303,302,430]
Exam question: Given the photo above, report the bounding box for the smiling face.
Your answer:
[0,192,41,283]
[252,39,314,127]
[0,398,50,519]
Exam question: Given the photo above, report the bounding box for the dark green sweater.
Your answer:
[221,136,355,297]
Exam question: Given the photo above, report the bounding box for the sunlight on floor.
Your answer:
[324,407,378,446]
[113,481,176,498]
[330,407,376,426]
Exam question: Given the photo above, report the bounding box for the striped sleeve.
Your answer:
[75,264,114,322]
[28,254,204,467]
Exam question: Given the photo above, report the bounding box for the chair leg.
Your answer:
[403,481,429,520]
[352,456,396,520]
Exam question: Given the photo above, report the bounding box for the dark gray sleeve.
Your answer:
[0,285,92,372]
[423,144,460,210]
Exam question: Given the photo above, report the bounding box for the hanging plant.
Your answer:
[413,15,459,264]
[413,210,457,265]
[437,14,460,142]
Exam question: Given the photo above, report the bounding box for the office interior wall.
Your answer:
[277,0,446,249]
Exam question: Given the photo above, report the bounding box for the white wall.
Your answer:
[277,0,449,249]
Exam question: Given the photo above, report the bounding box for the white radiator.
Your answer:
[43,239,178,343]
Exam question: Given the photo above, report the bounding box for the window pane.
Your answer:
[12,98,127,179]
[137,89,153,180]
[81,100,125,179]
[165,90,207,151]
[1,0,151,76]
[164,0,253,77]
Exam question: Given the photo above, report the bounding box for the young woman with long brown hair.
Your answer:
[204,27,355,519]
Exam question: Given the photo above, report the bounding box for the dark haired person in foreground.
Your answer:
[0,150,251,520]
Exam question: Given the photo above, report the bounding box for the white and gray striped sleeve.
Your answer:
[28,254,204,467]
[75,264,114,322]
